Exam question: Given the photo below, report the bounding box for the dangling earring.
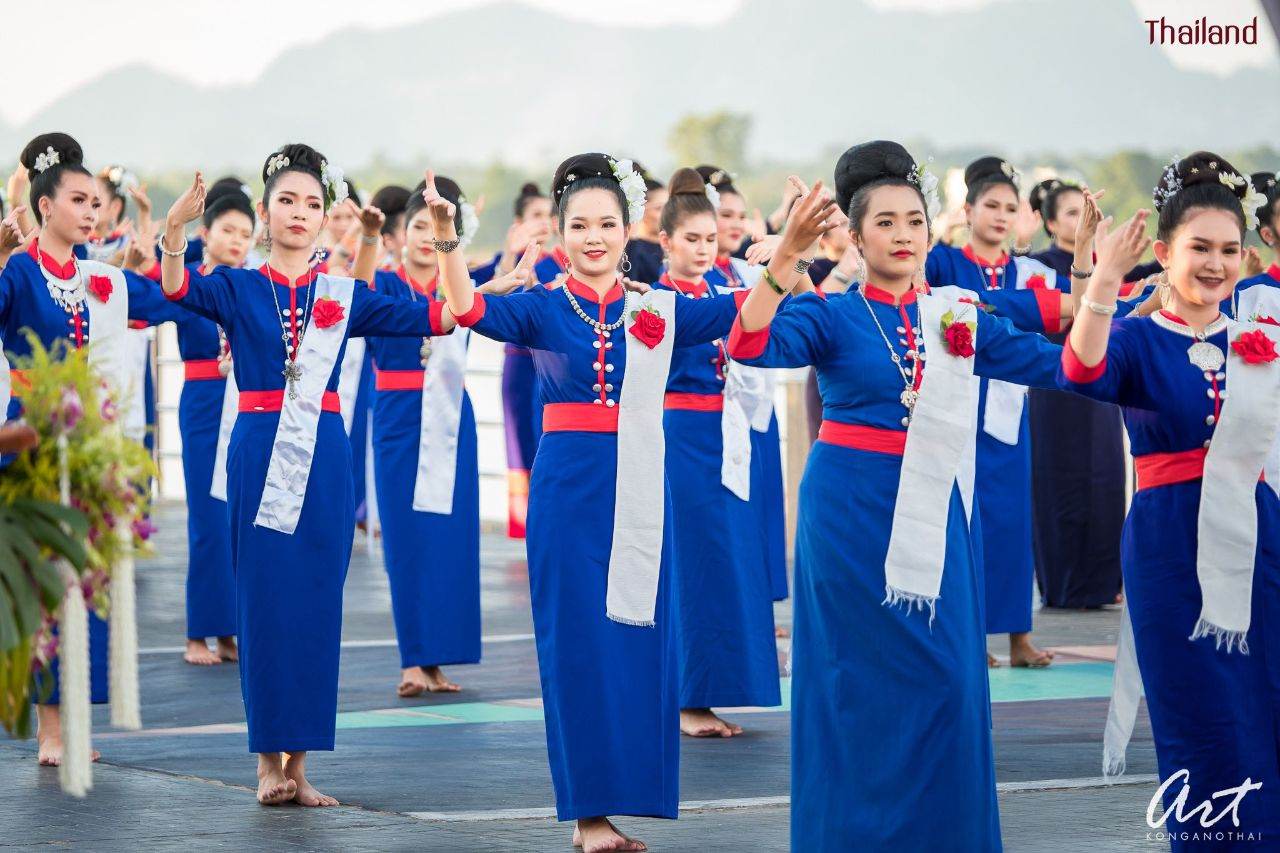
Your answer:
[855,244,867,283]
[262,219,273,251]
[401,246,409,264]
[619,251,632,274]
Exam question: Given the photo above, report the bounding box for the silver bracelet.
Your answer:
[159,234,189,258]
[794,257,813,275]
[360,234,379,246]
[433,239,460,254]
[1080,296,1117,316]
[1070,265,1092,280]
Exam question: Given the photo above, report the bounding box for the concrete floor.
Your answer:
[0,501,1168,851]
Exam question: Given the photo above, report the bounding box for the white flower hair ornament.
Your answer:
[320,160,347,208]
[705,182,721,210]
[907,157,942,222]
[33,146,60,173]
[107,165,138,196]
[265,153,290,178]
[1237,178,1267,232]
[999,160,1022,190]
[610,158,649,224]
[1153,158,1184,210]
[459,197,480,249]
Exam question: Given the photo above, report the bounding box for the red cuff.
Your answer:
[727,315,770,360]
[428,301,453,336]
[165,268,190,301]
[732,289,750,309]
[128,320,149,330]
[1034,288,1063,335]
[453,292,486,327]
[812,288,828,300]
[1061,341,1106,383]
[142,260,162,282]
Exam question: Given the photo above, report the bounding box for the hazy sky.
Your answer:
[1,0,1272,124]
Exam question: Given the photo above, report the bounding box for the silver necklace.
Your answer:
[858,287,922,417]
[38,255,87,314]
[264,264,317,400]
[403,270,435,368]
[967,248,1006,291]
[562,283,629,335]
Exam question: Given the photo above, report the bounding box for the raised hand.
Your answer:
[744,208,767,243]
[744,234,783,266]
[621,277,651,295]
[124,222,159,272]
[127,183,153,220]
[6,166,29,211]
[422,170,457,239]
[483,242,541,295]
[1013,197,1041,248]
[357,203,385,238]
[778,178,840,256]
[167,172,207,228]
[0,206,35,253]
[1074,186,1106,252]
[1094,209,1151,284]
[1242,246,1265,279]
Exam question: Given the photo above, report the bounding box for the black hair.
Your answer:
[261,143,335,209]
[1249,171,1280,241]
[1153,151,1247,242]
[695,164,738,198]
[342,179,361,207]
[202,190,255,231]
[20,132,91,225]
[513,182,547,219]
[964,156,1020,206]
[551,153,630,228]
[97,165,134,219]
[834,140,930,237]
[370,184,412,236]
[404,176,465,235]
[659,167,716,235]
[1028,178,1083,237]
[631,161,663,193]
[206,176,250,210]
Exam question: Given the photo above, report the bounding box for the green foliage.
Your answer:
[666,112,753,176]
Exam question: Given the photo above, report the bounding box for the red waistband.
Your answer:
[239,390,342,414]
[817,421,907,456]
[374,369,425,392]
[184,359,224,381]
[664,392,723,412]
[1133,447,1264,491]
[542,402,619,433]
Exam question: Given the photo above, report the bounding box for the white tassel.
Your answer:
[1188,618,1250,655]
[109,521,141,730]
[606,612,656,628]
[57,578,92,797]
[882,584,939,628]
[1102,747,1127,779]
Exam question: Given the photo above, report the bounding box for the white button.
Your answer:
[1219,390,1228,400]
[605,365,615,373]
[605,384,614,392]
[1215,372,1226,381]
[592,383,602,392]
[592,398,602,405]
[901,417,910,427]
[592,362,602,370]
[1206,388,1216,399]
[604,342,613,350]
[605,399,616,407]
[254,406,265,412]
[593,340,601,349]
[1205,415,1216,425]
[1203,439,1212,448]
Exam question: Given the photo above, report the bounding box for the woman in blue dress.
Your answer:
[1061,152,1280,848]
[926,156,1073,669]
[159,144,441,807]
[730,142,1066,851]
[652,167,780,739]
[368,175,532,698]
[430,154,751,853]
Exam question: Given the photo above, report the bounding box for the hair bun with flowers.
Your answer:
[1154,151,1266,231]
[551,152,647,223]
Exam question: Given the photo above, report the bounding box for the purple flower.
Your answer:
[100,396,118,423]
[131,516,156,541]
[53,386,84,433]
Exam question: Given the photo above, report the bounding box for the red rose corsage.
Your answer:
[940,310,976,358]
[312,297,345,329]
[87,274,113,303]
[1025,274,1047,290]
[629,305,666,349]
[1231,329,1278,365]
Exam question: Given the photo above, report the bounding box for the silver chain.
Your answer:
[562,284,629,334]
[403,272,434,367]
[264,264,317,399]
[858,287,921,412]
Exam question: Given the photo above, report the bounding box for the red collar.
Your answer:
[259,263,318,288]
[397,265,437,297]
[27,239,77,280]
[660,273,707,298]
[1268,263,1280,284]
[861,282,919,305]
[962,244,1009,269]
[1158,309,1188,326]
[565,275,623,305]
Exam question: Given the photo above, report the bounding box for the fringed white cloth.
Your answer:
[108,519,140,730]
[337,336,366,436]
[254,274,355,534]
[881,289,980,618]
[606,288,676,627]
[57,572,92,797]
[1193,321,1280,651]
[414,328,470,513]
[1102,601,1143,778]
[209,369,239,502]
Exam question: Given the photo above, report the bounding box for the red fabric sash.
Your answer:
[238,390,341,413]
[541,402,619,433]
[183,359,224,381]
[663,392,723,412]
[817,420,908,456]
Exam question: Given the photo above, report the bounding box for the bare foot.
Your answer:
[216,636,239,662]
[283,752,338,807]
[256,753,296,805]
[184,639,221,666]
[987,652,1001,668]
[574,818,646,852]
[421,666,461,693]
[35,705,100,766]
[774,625,790,638]
[680,708,738,738]
[397,666,429,698]
[1009,633,1055,668]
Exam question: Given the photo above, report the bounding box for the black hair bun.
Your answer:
[834,140,917,214]
[370,184,411,217]
[206,176,251,208]
[261,142,326,184]
[964,156,1019,190]
[1153,151,1248,211]
[203,190,255,228]
[695,165,736,194]
[667,167,706,197]
[1029,178,1069,215]
[519,182,542,197]
[20,132,84,172]
[551,153,616,205]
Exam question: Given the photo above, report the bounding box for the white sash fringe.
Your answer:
[1102,600,1144,777]
[414,328,470,513]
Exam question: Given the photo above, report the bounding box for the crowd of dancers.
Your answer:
[1,128,1279,852]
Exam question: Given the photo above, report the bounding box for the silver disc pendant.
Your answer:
[419,338,433,367]
[283,359,304,399]
[900,387,919,411]
[1187,341,1225,372]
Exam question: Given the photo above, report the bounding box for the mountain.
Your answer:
[3,0,1276,172]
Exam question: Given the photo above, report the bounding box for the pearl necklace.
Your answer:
[562,283,629,334]
[858,287,924,421]
[264,265,317,400]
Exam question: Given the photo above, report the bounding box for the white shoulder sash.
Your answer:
[254,274,356,534]
[414,327,470,513]
[982,256,1055,446]
[338,337,366,436]
[209,367,239,502]
[81,263,131,397]
[606,288,676,627]
[1234,287,1280,494]
[882,289,980,616]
